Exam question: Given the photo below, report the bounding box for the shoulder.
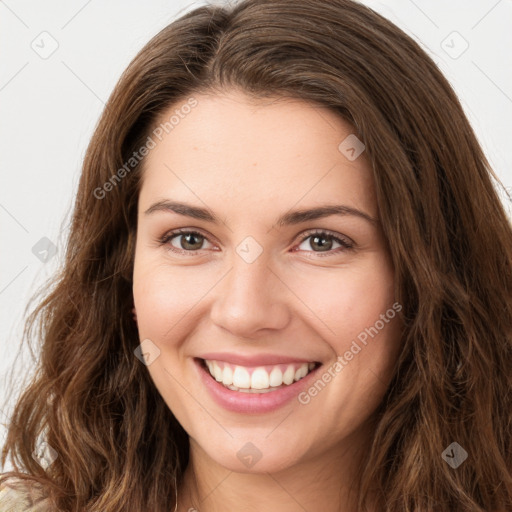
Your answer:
[0,475,51,511]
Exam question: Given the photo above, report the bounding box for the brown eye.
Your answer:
[160,229,215,254]
[296,230,354,255]
[171,232,205,251]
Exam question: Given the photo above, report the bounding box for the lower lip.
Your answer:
[194,358,322,414]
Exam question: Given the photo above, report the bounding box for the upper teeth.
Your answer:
[204,360,316,390]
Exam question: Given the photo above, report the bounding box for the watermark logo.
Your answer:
[441,31,469,60]
[237,442,262,468]
[236,236,264,264]
[32,440,58,469]
[134,338,161,366]
[31,31,59,60]
[338,134,365,161]
[442,442,468,468]
[32,236,57,263]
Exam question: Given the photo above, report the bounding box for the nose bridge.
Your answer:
[228,252,272,303]
[209,245,290,335]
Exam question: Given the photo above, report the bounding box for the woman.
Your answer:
[1,0,511,510]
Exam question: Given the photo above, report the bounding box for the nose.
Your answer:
[209,254,291,338]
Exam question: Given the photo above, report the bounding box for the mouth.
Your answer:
[196,357,322,394]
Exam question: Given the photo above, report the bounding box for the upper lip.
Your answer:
[197,352,320,367]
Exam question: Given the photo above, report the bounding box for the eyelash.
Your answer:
[158,228,354,257]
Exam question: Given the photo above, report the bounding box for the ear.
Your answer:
[132,307,138,324]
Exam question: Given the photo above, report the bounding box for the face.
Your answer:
[132,89,402,473]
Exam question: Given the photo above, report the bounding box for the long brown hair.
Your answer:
[2,1,511,510]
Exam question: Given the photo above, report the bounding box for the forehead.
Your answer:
[138,90,377,221]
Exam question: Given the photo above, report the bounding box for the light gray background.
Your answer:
[1,0,511,470]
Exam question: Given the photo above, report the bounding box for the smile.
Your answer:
[201,359,320,393]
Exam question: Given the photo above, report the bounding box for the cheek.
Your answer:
[291,257,396,345]
[132,253,215,340]
[133,271,182,337]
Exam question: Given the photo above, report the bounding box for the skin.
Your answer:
[132,89,403,512]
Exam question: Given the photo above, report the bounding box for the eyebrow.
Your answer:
[144,200,379,227]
